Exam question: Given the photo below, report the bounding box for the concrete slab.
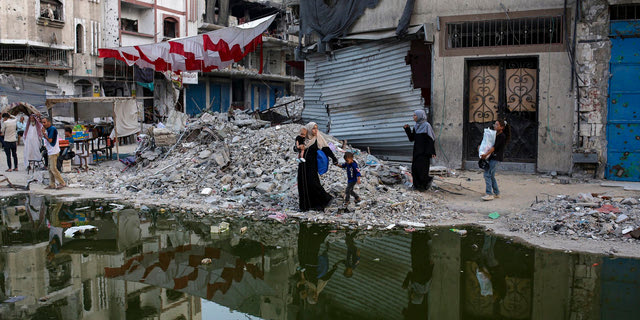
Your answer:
[600,181,640,191]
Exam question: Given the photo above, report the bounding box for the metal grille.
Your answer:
[447,16,563,49]
[465,59,539,163]
[610,4,640,21]
[0,44,69,69]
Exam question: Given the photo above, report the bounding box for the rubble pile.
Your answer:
[68,112,457,227]
[507,193,640,241]
[270,96,304,121]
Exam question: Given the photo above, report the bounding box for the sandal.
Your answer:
[56,184,66,189]
[5,169,11,172]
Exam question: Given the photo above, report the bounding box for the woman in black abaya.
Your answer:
[404,110,436,191]
[295,122,338,211]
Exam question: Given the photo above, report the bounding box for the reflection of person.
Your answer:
[296,224,332,305]
[41,117,66,189]
[402,232,433,319]
[480,120,511,201]
[403,110,436,191]
[23,114,44,170]
[343,230,360,278]
[295,122,338,211]
[1,113,19,171]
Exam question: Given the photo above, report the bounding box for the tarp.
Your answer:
[300,0,379,51]
[99,14,276,73]
[110,99,140,139]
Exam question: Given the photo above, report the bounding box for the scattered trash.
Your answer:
[201,258,212,265]
[597,204,621,214]
[210,222,230,234]
[64,225,98,238]
[200,188,213,195]
[240,226,248,234]
[450,228,467,236]
[488,212,500,219]
[268,212,287,223]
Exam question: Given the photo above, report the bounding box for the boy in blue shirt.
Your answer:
[338,152,362,207]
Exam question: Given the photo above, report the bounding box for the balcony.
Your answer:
[0,44,71,70]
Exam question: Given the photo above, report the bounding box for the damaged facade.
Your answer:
[295,0,640,181]
[183,0,302,116]
[0,0,105,106]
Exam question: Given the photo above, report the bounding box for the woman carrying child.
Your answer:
[295,122,338,211]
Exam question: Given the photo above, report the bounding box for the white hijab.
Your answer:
[304,122,329,149]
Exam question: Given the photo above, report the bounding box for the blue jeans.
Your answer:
[483,159,500,195]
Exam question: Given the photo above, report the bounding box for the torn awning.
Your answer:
[98,14,276,73]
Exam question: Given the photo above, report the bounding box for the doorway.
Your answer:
[464,58,539,163]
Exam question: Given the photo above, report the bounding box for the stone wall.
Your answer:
[575,0,610,177]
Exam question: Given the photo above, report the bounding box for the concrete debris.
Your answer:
[510,193,640,241]
[153,127,177,147]
[270,96,304,120]
[66,111,452,228]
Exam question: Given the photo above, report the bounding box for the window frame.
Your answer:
[439,9,567,57]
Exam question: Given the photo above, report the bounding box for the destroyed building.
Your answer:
[0,0,106,107]
[292,0,640,182]
[99,0,302,122]
[184,0,302,116]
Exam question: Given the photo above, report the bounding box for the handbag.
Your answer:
[478,158,489,170]
[317,150,329,175]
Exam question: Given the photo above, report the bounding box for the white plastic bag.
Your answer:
[475,268,494,296]
[478,128,496,158]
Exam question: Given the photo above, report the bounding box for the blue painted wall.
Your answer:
[185,83,207,116]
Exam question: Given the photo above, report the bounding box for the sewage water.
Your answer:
[0,194,638,320]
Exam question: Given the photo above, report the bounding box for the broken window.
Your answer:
[610,4,640,20]
[121,18,138,32]
[163,17,178,38]
[446,15,563,49]
[40,0,63,21]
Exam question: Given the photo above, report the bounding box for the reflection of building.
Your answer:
[0,196,202,320]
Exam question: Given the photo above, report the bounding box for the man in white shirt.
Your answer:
[1,113,18,171]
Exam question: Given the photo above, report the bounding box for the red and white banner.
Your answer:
[99,14,276,73]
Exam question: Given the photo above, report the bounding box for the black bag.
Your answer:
[478,158,489,170]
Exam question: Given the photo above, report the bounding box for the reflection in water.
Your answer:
[1,194,639,320]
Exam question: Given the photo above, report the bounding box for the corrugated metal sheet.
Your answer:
[302,40,425,159]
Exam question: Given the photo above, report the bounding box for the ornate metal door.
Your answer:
[465,58,539,162]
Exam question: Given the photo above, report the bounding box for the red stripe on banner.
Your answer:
[98,48,120,59]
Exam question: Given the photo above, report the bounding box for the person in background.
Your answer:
[480,119,511,201]
[1,113,18,172]
[41,117,65,189]
[23,114,44,171]
[403,110,436,191]
[338,152,362,208]
[16,116,26,145]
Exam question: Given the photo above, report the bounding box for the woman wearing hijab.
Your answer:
[23,114,44,171]
[295,122,338,211]
[404,110,436,191]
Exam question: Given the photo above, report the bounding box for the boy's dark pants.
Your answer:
[345,181,360,202]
